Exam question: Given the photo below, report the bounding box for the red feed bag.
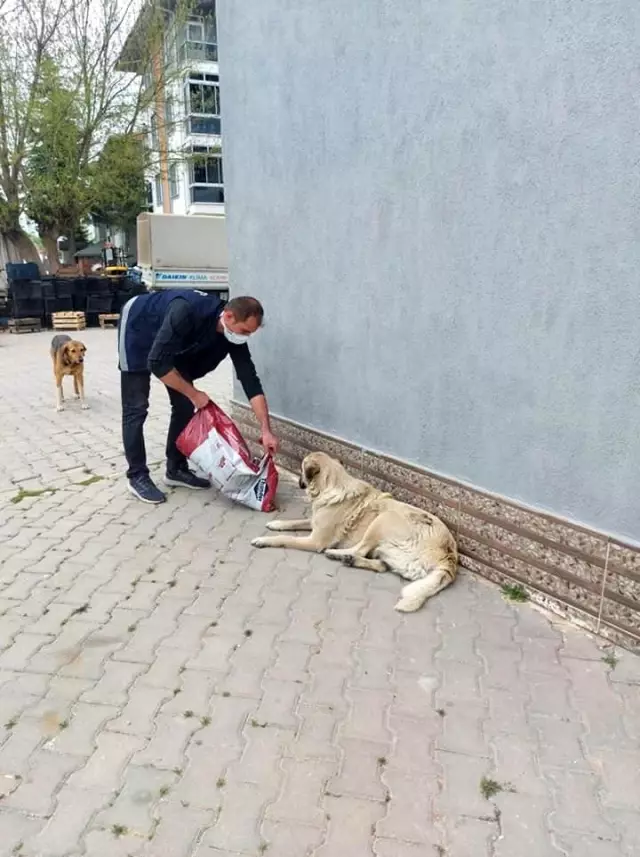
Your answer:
[177,403,278,512]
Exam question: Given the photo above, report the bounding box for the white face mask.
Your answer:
[221,313,250,346]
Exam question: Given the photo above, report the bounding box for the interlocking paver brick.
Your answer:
[328,737,388,802]
[546,768,618,839]
[316,795,384,857]
[377,768,439,846]
[260,820,325,857]
[0,809,45,856]
[0,329,639,856]
[25,784,107,857]
[443,815,495,857]
[0,632,54,671]
[133,714,199,771]
[231,723,292,787]
[67,730,144,793]
[96,764,174,839]
[107,683,170,736]
[46,702,118,756]
[493,793,558,857]
[201,780,271,853]
[435,699,490,757]
[145,799,214,857]
[266,755,334,826]
[3,749,80,816]
[81,659,146,706]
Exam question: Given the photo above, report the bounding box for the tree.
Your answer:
[90,134,149,233]
[23,58,92,269]
[0,0,70,260]
[0,0,197,267]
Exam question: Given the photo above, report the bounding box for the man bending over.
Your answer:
[118,290,278,504]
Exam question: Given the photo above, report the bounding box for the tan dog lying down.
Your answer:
[252,451,458,612]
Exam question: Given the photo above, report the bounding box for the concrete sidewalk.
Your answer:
[0,329,638,857]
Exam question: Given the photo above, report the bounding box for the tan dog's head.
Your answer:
[62,340,86,365]
[299,452,346,497]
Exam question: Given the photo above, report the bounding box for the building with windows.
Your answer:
[118,0,224,217]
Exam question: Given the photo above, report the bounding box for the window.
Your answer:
[189,146,224,204]
[165,96,174,127]
[178,12,218,63]
[169,163,179,199]
[145,181,154,211]
[154,174,163,207]
[185,72,221,136]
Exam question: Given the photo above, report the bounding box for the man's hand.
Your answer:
[261,429,279,455]
[190,390,211,411]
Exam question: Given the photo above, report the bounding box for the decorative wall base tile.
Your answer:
[232,403,640,654]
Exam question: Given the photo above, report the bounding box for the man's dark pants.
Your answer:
[121,371,194,480]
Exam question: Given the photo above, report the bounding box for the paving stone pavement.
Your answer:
[0,328,639,857]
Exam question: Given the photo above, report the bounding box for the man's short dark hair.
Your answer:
[226,296,264,325]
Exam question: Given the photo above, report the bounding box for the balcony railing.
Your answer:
[185,115,221,136]
[190,185,225,204]
[179,41,218,64]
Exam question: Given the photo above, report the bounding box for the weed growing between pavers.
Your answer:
[602,650,618,670]
[111,824,128,838]
[10,486,57,504]
[480,777,516,799]
[75,474,105,486]
[500,582,530,603]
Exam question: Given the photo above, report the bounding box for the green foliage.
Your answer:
[89,134,149,232]
[23,59,91,244]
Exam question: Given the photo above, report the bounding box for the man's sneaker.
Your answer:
[164,466,210,490]
[128,475,167,504]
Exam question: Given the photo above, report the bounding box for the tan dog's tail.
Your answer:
[394,554,457,613]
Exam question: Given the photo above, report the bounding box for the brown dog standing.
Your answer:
[50,334,88,411]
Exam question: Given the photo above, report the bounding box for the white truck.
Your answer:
[136,212,229,299]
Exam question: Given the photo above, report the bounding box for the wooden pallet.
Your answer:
[98,313,120,329]
[9,317,42,334]
[52,311,86,331]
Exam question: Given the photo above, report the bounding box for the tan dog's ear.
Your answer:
[81,344,87,354]
[300,455,322,492]
[61,343,71,364]
[304,458,320,483]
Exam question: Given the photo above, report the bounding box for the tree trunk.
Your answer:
[67,230,77,258]
[4,229,41,265]
[41,231,60,273]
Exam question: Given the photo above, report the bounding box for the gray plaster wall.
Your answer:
[218,1,640,544]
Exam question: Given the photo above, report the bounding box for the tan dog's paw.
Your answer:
[251,537,268,548]
[394,596,420,613]
[325,549,354,566]
[81,403,90,410]
[56,404,65,412]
